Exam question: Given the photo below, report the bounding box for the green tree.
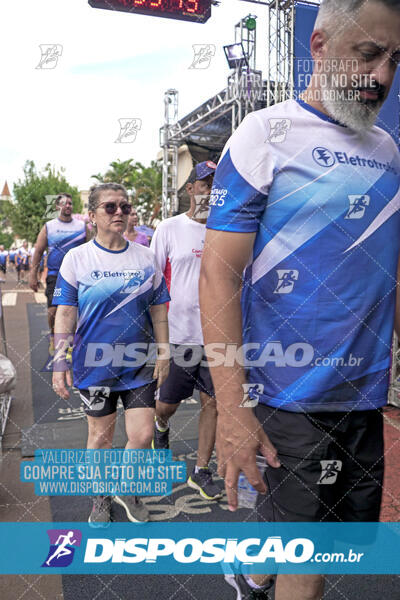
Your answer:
[133,161,162,225]
[8,161,81,243]
[92,159,136,188]
[92,158,162,225]
[0,199,13,247]
[0,231,14,249]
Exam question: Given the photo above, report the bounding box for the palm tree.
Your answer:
[92,159,162,225]
[92,159,136,188]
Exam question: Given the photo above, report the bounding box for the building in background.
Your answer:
[80,190,89,213]
[1,181,12,203]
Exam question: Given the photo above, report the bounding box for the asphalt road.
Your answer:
[0,272,399,599]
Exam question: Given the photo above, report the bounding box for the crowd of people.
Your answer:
[0,241,41,285]
[2,1,400,598]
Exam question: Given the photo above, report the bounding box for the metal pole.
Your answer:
[0,288,7,357]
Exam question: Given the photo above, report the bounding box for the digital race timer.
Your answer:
[88,0,212,23]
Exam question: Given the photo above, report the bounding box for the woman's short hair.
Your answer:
[88,183,129,213]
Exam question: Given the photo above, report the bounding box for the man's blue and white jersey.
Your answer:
[207,99,400,413]
[16,247,30,266]
[46,218,86,275]
[0,250,8,265]
[53,239,170,391]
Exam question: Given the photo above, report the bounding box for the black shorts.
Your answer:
[0,264,6,274]
[79,381,157,417]
[16,263,29,272]
[45,275,58,308]
[254,404,384,523]
[159,344,215,404]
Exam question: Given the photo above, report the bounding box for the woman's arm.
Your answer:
[150,303,170,388]
[52,305,77,399]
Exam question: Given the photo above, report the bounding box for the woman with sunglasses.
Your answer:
[52,183,170,525]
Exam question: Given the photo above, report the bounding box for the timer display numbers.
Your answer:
[88,0,212,23]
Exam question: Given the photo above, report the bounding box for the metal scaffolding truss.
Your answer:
[160,14,266,218]
[160,1,323,217]
[160,89,179,219]
[163,88,235,147]
[266,0,320,105]
[267,0,295,105]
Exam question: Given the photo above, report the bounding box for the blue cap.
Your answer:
[187,160,217,183]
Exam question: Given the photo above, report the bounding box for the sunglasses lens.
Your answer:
[104,203,117,214]
[103,203,132,215]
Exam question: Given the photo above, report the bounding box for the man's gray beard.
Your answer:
[320,77,382,133]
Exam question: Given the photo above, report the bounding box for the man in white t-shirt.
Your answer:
[150,161,222,500]
[16,241,31,285]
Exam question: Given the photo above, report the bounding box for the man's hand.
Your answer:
[52,370,72,400]
[29,272,39,293]
[217,406,281,511]
[153,358,170,389]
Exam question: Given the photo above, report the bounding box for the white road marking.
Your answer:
[34,293,47,304]
[1,293,17,306]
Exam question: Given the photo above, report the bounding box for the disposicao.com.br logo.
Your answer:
[2,522,395,574]
[83,536,364,566]
[42,529,82,567]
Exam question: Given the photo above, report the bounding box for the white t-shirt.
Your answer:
[151,213,205,345]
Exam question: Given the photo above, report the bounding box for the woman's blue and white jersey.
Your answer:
[46,218,86,275]
[207,99,400,413]
[53,239,170,391]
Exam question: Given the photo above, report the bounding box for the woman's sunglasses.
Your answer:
[99,202,132,215]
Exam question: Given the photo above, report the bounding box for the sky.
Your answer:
[0,0,270,192]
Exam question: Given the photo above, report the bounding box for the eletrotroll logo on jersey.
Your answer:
[91,270,145,280]
[312,146,398,174]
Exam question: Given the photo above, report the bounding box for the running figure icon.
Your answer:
[274,269,299,294]
[45,531,77,566]
[345,194,370,219]
[317,460,343,485]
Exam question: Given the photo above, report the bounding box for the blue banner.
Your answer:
[20,449,186,496]
[0,522,399,574]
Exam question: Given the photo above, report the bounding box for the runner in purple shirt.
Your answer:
[123,208,149,247]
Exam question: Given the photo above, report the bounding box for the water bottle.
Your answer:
[237,455,268,509]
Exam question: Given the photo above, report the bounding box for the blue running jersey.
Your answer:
[207,99,400,413]
[53,239,170,391]
[46,218,86,275]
